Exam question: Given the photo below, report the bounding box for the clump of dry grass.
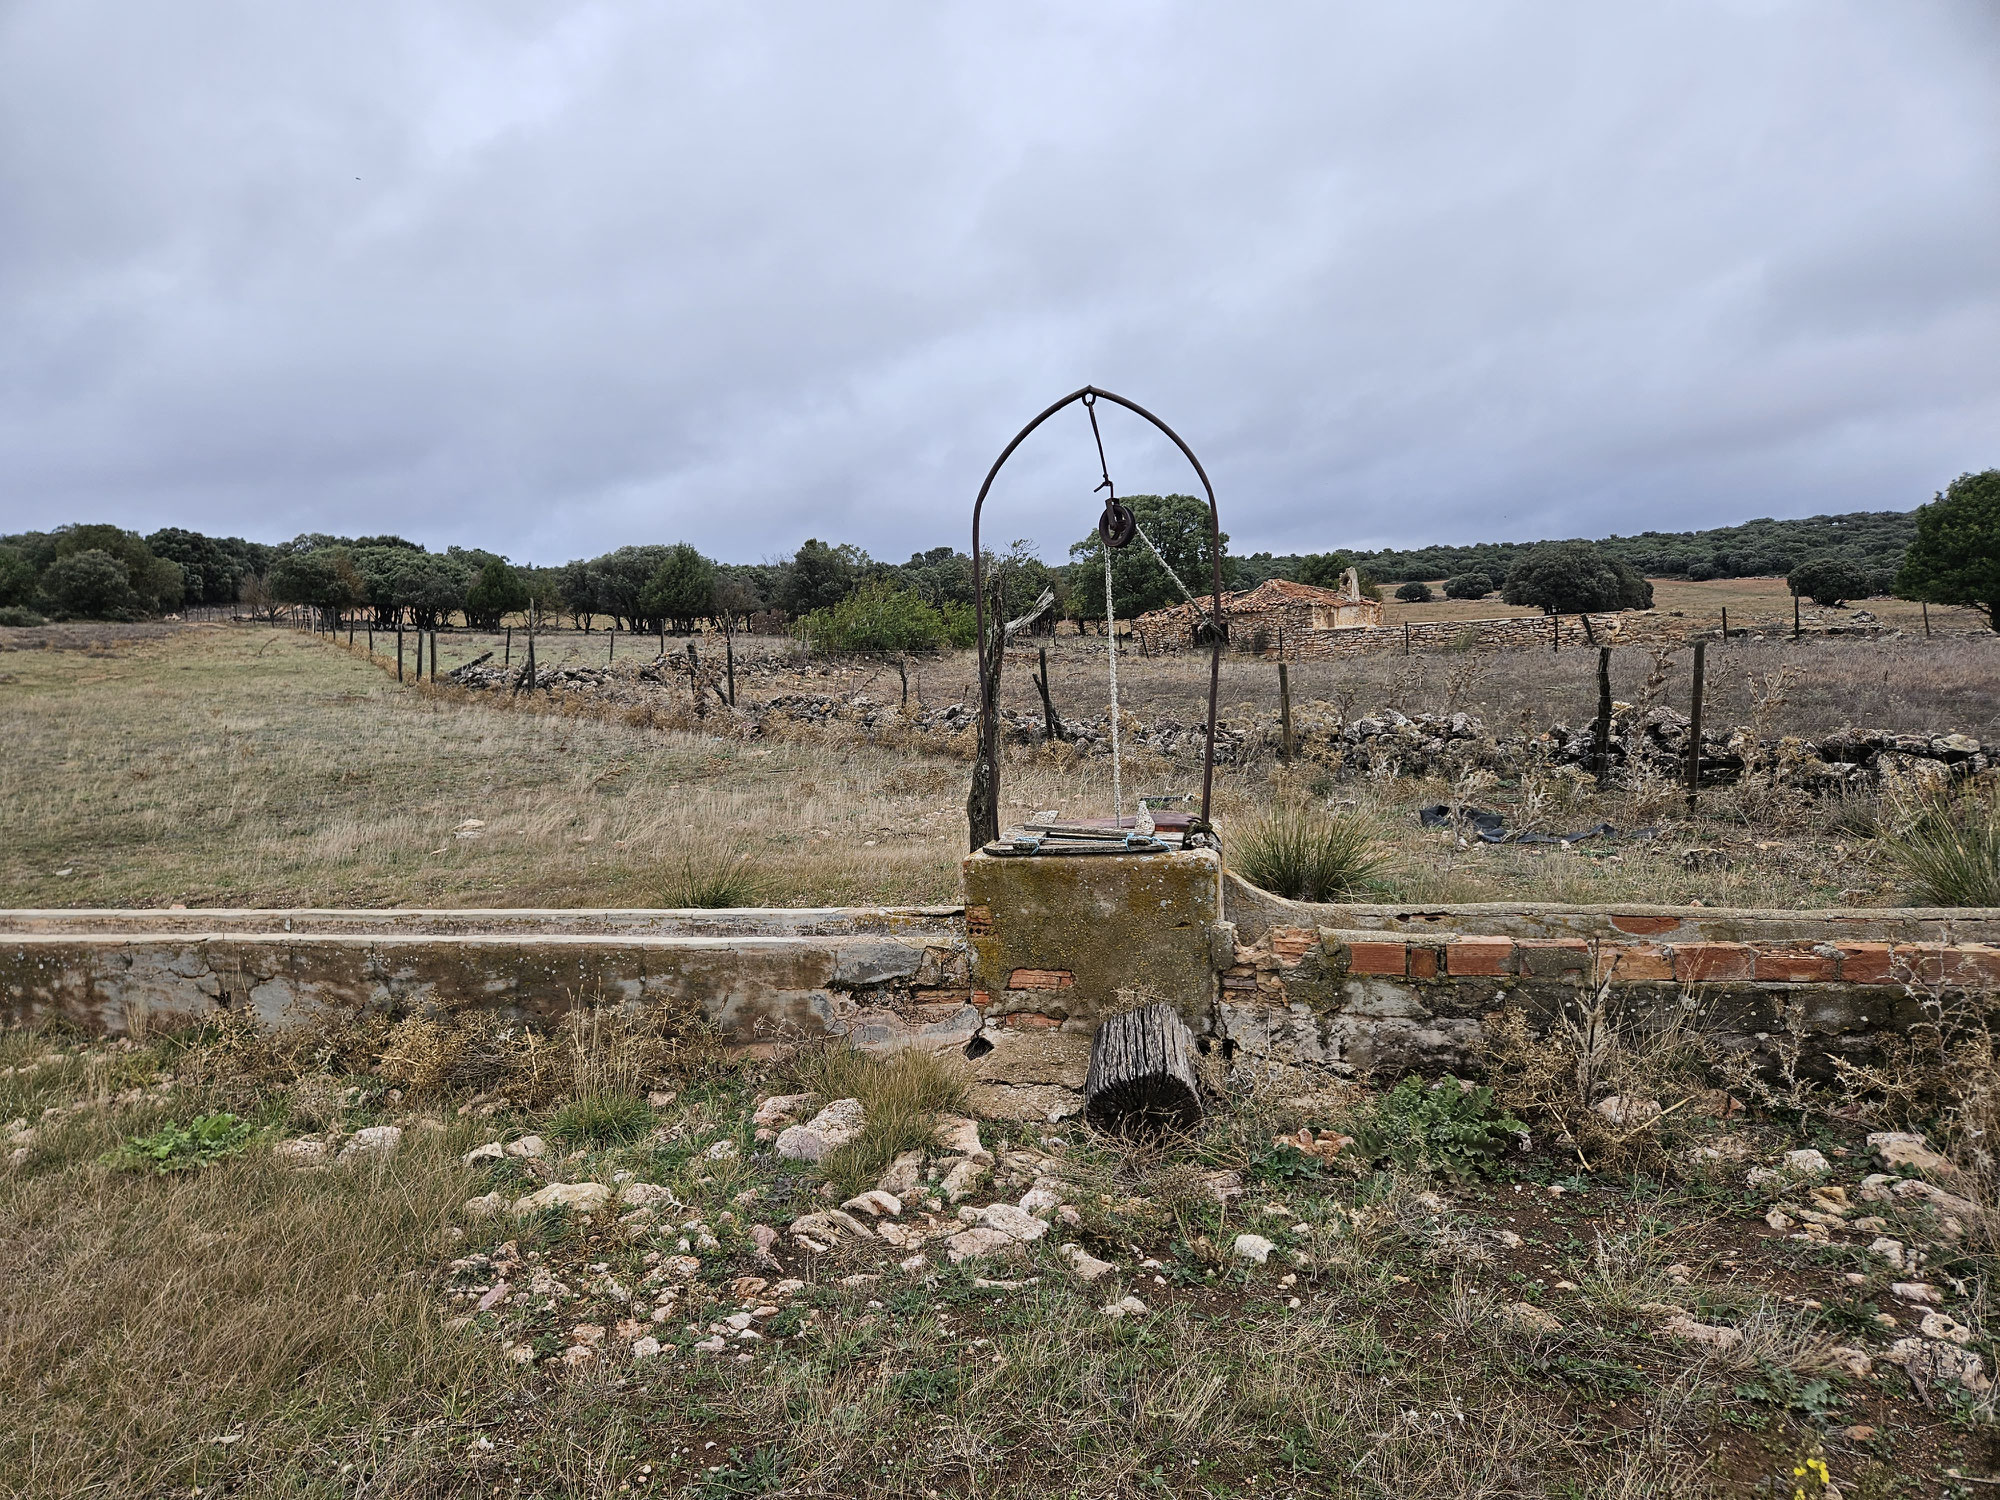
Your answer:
[784,1043,969,1195]
[1885,789,2000,907]
[1479,977,1711,1167]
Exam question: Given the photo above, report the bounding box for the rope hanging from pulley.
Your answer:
[966,385,1226,854]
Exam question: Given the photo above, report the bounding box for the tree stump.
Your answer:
[1084,1003,1204,1137]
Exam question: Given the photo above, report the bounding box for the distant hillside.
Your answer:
[1233,510,1918,588]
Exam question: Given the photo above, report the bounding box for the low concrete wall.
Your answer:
[0,907,977,1057]
[6,876,1999,1114]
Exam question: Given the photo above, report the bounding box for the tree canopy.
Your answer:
[1501,541,1653,615]
[1896,469,2000,631]
[1068,494,1226,621]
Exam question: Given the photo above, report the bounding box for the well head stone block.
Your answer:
[962,847,1222,1028]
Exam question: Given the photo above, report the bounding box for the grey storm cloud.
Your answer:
[1,2,1995,565]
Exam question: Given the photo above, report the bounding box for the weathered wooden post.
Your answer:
[1032,647,1062,742]
[505,625,511,666]
[1923,601,1931,638]
[1793,592,1801,640]
[1551,614,1559,653]
[1686,640,1706,809]
[1084,1003,1203,1137]
[1592,647,1613,788]
[1721,606,1728,640]
[1278,662,1294,762]
[396,625,404,681]
[429,628,438,680]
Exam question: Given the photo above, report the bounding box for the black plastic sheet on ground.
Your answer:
[1417,804,1656,846]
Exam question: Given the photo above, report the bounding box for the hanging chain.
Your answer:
[1084,393,1136,549]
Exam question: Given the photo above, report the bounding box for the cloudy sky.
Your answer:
[2,3,1994,566]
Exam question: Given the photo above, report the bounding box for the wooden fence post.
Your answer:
[1592,647,1613,788]
[725,627,736,706]
[1923,601,1931,638]
[1721,606,1728,640]
[1403,622,1410,656]
[1686,641,1706,809]
[505,625,511,666]
[396,625,404,682]
[1278,662,1294,763]
[609,630,614,664]
[1551,614,1559,653]
[1033,647,1062,741]
[1793,593,1801,640]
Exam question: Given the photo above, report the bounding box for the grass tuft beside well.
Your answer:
[1886,792,2000,906]
[1226,802,1385,902]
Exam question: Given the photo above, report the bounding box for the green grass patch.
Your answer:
[108,1112,255,1173]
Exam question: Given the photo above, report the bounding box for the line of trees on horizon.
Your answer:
[2,471,1994,636]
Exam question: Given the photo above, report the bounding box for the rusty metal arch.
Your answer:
[971,385,1225,839]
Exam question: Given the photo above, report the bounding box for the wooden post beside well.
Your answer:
[1686,640,1706,809]
[1592,647,1612,789]
[1278,662,1294,763]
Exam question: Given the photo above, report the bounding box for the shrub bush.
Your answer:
[110,1112,255,1173]
[1442,573,1492,600]
[1229,805,1384,902]
[0,605,45,627]
[1394,581,1434,603]
[1346,1076,1525,1179]
[1887,794,2000,907]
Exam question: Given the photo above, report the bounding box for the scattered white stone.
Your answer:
[789,1209,874,1245]
[693,1336,727,1354]
[1593,1095,1662,1129]
[978,1203,1050,1243]
[1783,1149,1832,1177]
[1885,1337,1991,1393]
[1019,1186,1063,1218]
[1100,1295,1149,1320]
[646,1090,677,1108]
[1892,1282,1943,1305]
[619,1182,680,1208]
[462,1142,505,1165]
[1764,1207,1795,1231]
[505,1135,546,1159]
[935,1113,991,1163]
[1825,1345,1874,1377]
[704,1139,738,1160]
[946,1227,1022,1264]
[876,1151,926,1196]
[1060,1243,1116,1282]
[940,1158,988,1203]
[1868,1131,1958,1178]
[1232,1233,1277,1265]
[1890,1177,1981,1219]
[841,1190,903,1218]
[1922,1312,1975,1345]
[1869,1237,1907,1270]
[464,1191,509,1218]
[775,1098,864,1163]
[1658,1314,1743,1351]
[558,1345,597,1370]
[1745,1166,1783,1189]
[339,1125,403,1160]
[752,1093,821,1128]
[632,1336,663,1359]
[1490,1229,1524,1249]
[477,1283,512,1312]
[513,1182,613,1214]
[274,1138,329,1169]
[1503,1302,1562,1334]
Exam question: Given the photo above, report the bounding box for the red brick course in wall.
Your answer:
[1315,935,2000,989]
[1007,969,1075,991]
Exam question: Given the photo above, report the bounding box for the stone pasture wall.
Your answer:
[1211,612,1624,662]
[5,871,1999,1118]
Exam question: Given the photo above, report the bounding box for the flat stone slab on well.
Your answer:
[963,846,1223,1027]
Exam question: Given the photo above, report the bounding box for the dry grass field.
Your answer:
[6,996,2000,1497]
[4,621,2000,1498]
[2,619,1995,911]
